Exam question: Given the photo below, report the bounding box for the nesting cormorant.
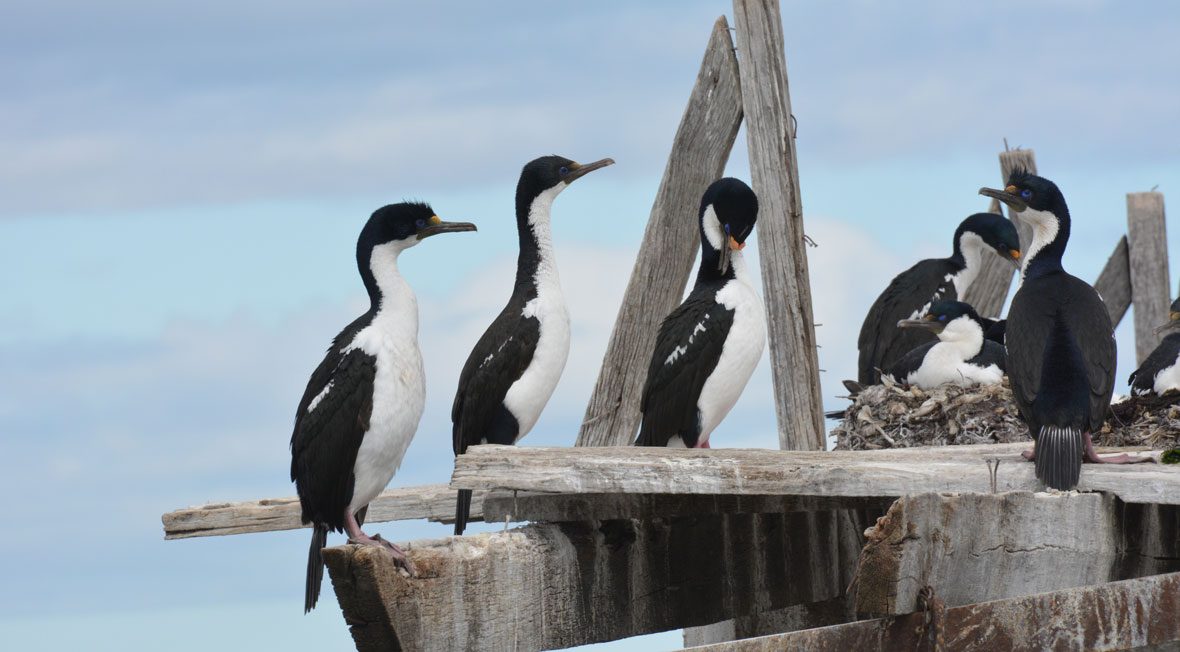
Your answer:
[884,300,1006,389]
[981,172,1147,490]
[451,155,613,535]
[636,178,765,448]
[290,203,475,612]
[1129,297,1180,396]
[857,213,1021,385]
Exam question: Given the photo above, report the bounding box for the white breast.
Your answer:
[1153,355,1180,395]
[346,242,427,513]
[695,256,766,445]
[501,272,570,440]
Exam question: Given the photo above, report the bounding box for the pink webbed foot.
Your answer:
[1082,432,1153,464]
[345,509,417,576]
[697,440,711,449]
[1021,448,1035,461]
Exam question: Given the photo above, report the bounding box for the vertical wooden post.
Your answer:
[1126,192,1169,363]
[577,17,743,447]
[960,149,1038,317]
[732,0,824,450]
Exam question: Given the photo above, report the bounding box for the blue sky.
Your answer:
[3,1,1179,650]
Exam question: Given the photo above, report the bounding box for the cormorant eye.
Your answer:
[415,218,426,228]
[1020,189,1033,200]
[559,166,570,176]
[938,314,948,322]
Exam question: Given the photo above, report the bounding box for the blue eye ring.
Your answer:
[1020,189,1033,200]
[559,166,570,176]
[938,314,948,322]
[415,218,426,228]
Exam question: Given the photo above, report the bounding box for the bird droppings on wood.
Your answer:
[831,378,1180,452]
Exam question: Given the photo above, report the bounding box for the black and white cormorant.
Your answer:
[884,300,1006,389]
[451,155,613,534]
[289,202,475,612]
[635,178,765,448]
[981,172,1147,490]
[857,213,1021,385]
[1129,297,1180,396]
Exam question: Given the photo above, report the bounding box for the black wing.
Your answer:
[882,341,935,384]
[857,258,958,384]
[637,288,734,447]
[1007,272,1115,431]
[290,343,377,533]
[451,301,540,455]
[1129,333,1180,394]
[969,340,1007,373]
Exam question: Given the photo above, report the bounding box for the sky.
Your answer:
[2,1,1179,650]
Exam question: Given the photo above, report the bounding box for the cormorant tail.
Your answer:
[454,489,473,536]
[304,524,328,613]
[1035,425,1083,490]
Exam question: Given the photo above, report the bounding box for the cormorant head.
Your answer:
[515,155,614,221]
[699,177,759,275]
[1155,296,1180,335]
[360,201,476,251]
[897,300,984,339]
[979,170,1067,216]
[954,212,1021,267]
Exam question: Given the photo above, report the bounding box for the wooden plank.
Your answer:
[732,0,824,449]
[1095,235,1132,327]
[853,492,1180,616]
[1127,192,1170,363]
[686,571,1180,651]
[450,443,1180,506]
[577,16,743,447]
[959,149,1038,318]
[161,484,486,539]
[480,491,893,523]
[684,586,855,647]
[323,508,879,652]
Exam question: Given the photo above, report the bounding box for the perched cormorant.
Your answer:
[636,178,765,448]
[981,172,1146,490]
[885,300,1006,389]
[451,155,613,535]
[857,213,1021,385]
[1129,297,1180,396]
[290,203,475,612]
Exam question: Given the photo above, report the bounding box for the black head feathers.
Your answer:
[953,212,1021,262]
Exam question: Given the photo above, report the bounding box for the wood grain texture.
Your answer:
[451,443,1180,505]
[1095,235,1132,327]
[685,572,1180,651]
[960,149,1038,317]
[732,0,824,449]
[577,17,743,447]
[161,484,486,539]
[323,508,878,652]
[1127,192,1170,363]
[853,491,1180,616]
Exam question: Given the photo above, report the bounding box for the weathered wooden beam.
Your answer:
[686,571,1180,651]
[324,508,879,652]
[683,578,857,646]
[960,149,1038,318]
[578,16,743,447]
[161,484,486,539]
[451,443,1180,505]
[732,0,824,449]
[1095,235,1132,326]
[1127,191,1170,363]
[853,491,1180,616]
[480,491,893,523]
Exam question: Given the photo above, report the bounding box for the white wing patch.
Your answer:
[306,382,333,413]
[480,336,515,369]
[665,316,711,366]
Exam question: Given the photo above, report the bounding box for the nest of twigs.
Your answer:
[830,378,1180,451]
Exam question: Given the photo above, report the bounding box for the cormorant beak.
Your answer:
[564,158,615,183]
[979,186,1028,213]
[1005,248,1022,269]
[1154,311,1180,335]
[897,318,944,333]
[416,216,477,240]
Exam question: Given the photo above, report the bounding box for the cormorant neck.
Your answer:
[1022,206,1070,280]
[948,231,985,295]
[359,240,415,314]
[696,245,739,285]
[514,184,563,293]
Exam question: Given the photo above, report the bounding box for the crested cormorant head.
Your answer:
[699,177,759,274]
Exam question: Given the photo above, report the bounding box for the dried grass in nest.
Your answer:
[831,378,1180,451]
